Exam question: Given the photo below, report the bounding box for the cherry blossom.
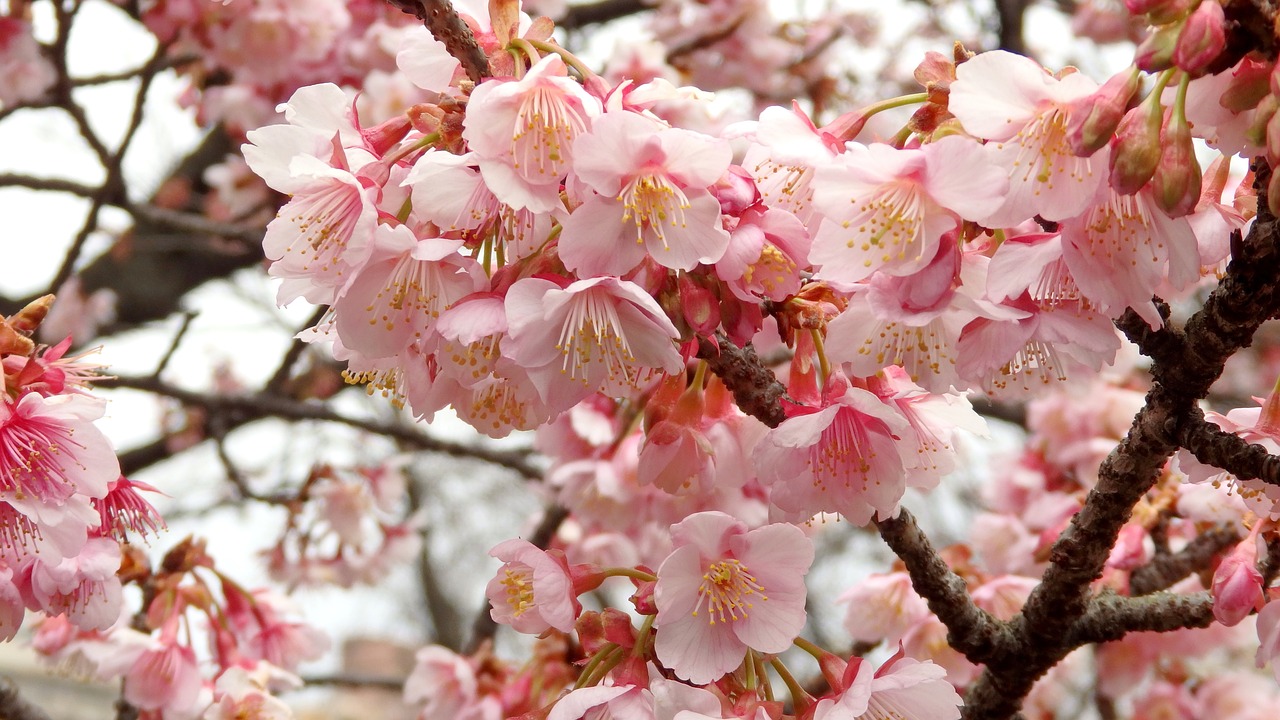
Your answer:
[560,110,732,276]
[463,54,602,212]
[653,511,813,684]
[948,50,1107,226]
[504,276,684,410]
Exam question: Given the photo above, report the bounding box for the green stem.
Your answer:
[574,642,620,689]
[526,39,598,81]
[810,328,831,386]
[600,567,658,583]
[770,657,808,712]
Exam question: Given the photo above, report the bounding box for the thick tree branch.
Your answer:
[1066,590,1215,646]
[695,334,788,428]
[875,511,1008,663]
[1179,407,1280,485]
[384,0,491,82]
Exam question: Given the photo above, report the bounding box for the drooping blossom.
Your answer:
[809,136,1005,283]
[463,54,602,212]
[948,50,1106,226]
[504,276,684,411]
[755,372,912,525]
[0,392,117,516]
[653,511,813,684]
[560,110,733,276]
[812,650,962,720]
[331,224,487,359]
[486,539,597,635]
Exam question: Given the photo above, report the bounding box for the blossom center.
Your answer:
[810,409,874,486]
[513,86,588,178]
[555,291,639,386]
[500,566,536,617]
[619,173,691,250]
[844,181,925,267]
[694,558,767,624]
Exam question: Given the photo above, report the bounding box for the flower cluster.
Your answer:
[0,297,161,642]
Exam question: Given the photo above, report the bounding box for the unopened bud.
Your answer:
[1268,170,1280,218]
[1066,68,1141,156]
[1173,0,1227,76]
[8,294,54,335]
[1212,536,1263,626]
[1135,23,1181,73]
[711,165,759,215]
[361,114,414,156]
[406,103,444,134]
[1245,93,1279,149]
[1152,110,1202,216]
[1109,98,1165,194]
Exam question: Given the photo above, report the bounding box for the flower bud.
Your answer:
[360,114,414,156]
[1135,23,1181,73]
[1173,0,1227,76]
[1109,99,1165,194]
[711,165,759,215]
[1065,68,1142,156]
[1212,536,1263,626]
[1152,109,1202,216]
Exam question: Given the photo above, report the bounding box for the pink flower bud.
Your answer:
[360,114,413,156]
[1066,68,1142,156]
[1109,99,1165,194]
[711,165,760,215]
[1152,110,1202,216]
[1212,536,1263,626]
[1173,0,1227,75]
[1135,23,1180,73]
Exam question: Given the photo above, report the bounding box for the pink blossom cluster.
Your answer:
[442,511,961,720]
[263,460,423,587]
[0,297,161,642]
[34,536,329,719]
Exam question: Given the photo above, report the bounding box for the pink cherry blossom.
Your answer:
[486,539,582,634]
[755,372,913,525]
[124,637,204,715]
[463,54,602,212]
[1060,185,1201,328]
[653,511,813,684]
[0,392,117,510]
[838,572,930,646]
[0,19,57,108]
[1258,600,1280,681]
[504,276,684,410]
[810,135,1005,283]
[560,110,732,276]
[332,224,487,359]
[948,50,1106,226]
[24,536,122,632]
[1212,532,1263,627]
[813,651,962,720]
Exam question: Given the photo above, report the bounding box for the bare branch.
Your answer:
[0,678,54,720]
[1129,524,1241,596]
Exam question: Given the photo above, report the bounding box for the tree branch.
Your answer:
[0,678,54,720]
[99,375,542,480]
[1178,407,1280,485]
[384,0,491,82]
[1128,524,1241,596]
